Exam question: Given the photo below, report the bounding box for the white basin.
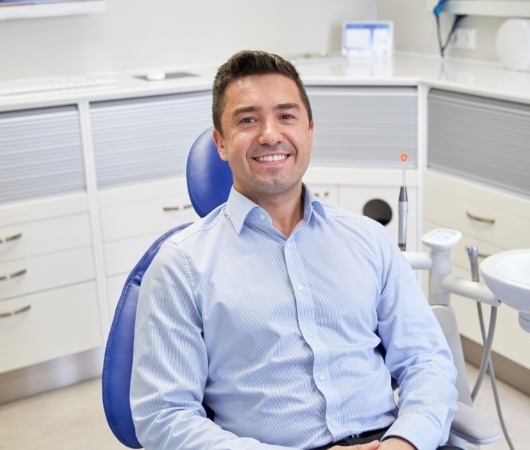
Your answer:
[480,249,530,332]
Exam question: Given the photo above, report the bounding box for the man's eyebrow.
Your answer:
[276,103,301,112]
[232,105,261,117]
[232,103,301,118]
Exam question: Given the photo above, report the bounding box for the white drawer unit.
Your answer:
[0,193,101,373]
[99,177,199,318]
[424,170,530,370]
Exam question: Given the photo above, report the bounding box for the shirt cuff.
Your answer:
[383,412,446,450]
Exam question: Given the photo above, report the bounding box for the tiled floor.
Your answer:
[0,364,528,449]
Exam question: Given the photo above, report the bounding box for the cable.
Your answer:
[433,0,466,58]
[470,304,496,399]
[436,14,466,58]
[473,303,515,449]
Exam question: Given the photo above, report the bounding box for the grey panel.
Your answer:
[428,89,530,196]
[0,106,85,204]
[90,92,212,187]
[307,87,417,168]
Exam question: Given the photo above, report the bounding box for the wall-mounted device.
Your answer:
[342,21,393,58]
[0,0,105,21]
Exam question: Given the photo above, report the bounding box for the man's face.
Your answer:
[213,74,313,204]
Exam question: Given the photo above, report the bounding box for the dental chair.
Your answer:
[102,128,501,449]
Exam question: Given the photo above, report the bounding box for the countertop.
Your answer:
[2,53,530,111]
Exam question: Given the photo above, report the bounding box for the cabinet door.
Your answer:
[90,91,213,188]
[307,87,417,168]
[0,106,85,204]
[428,89,530,196]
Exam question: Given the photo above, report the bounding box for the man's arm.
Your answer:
[374,225,459,450]
[130,243,294,450]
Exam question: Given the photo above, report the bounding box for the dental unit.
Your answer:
[397,155,529,449]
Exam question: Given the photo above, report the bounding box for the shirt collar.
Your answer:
[224,184,328,235]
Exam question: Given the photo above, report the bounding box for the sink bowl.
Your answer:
[480,249,530,332]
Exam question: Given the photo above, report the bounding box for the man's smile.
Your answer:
[254,154,289,162]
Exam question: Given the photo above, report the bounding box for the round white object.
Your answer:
[496,19,530,71]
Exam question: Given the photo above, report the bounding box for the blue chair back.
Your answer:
[101,128,232,448]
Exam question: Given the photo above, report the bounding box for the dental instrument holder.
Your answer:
[404,229,503,448]
[405,230,501,407]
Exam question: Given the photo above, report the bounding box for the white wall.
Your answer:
[376,0,505,63]
[0,0,375,80]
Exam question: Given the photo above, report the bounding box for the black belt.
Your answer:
[310,426,390,450]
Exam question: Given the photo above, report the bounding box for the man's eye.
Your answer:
[281,114,295,120]
[240,117,256,124]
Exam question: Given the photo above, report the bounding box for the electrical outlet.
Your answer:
[450,27,477,50]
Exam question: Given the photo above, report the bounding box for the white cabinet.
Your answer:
[0,104,103,374]
[425,171,530,370]
[305,87,420,249]
[90,92,212,319]
[0,195,102,373]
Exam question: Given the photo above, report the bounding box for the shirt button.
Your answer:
[260,214,265,221]
[297,284,304,291]
[331,420,338,427]
[319,374,326,381]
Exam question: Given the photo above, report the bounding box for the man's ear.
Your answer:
[213,129,228,161]
[308,120,314,149]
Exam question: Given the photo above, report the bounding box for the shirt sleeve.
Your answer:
[373,224,459,449]
[130,242,298,450]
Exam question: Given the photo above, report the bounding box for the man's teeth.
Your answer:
[256,154,287,162]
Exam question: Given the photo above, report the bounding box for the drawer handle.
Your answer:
[0,268,27,281]
[315,191,330,198]
[466,211,495,224]
[1,232,22,244]
[0,304,31,319]
[163,204,193,212]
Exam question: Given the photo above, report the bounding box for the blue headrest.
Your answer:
[186,127,233,218]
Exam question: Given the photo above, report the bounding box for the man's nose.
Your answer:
[257,120,283,146]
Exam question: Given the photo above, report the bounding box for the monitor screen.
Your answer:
[0,0,105,20]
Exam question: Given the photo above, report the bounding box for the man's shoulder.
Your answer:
[165,205,227,245]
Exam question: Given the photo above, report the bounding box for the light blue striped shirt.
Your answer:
[131,186,458,450]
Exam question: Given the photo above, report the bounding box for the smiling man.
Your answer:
[130,50,460,450]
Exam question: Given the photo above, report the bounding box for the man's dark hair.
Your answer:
[212,50,313,134]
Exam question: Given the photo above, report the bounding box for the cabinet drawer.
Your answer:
[0,282,102,373]
[425,172,530,250]
[104,232,168,277]
[306,183,339,206]
[0,212,91,264]
[0,247,95,301]
[100,191,197,242]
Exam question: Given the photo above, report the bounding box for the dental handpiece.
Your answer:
[398,185,408,251]
[466,244,480,282]
[398,153,408,251]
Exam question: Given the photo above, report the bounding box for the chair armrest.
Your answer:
[450,401,501,445]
